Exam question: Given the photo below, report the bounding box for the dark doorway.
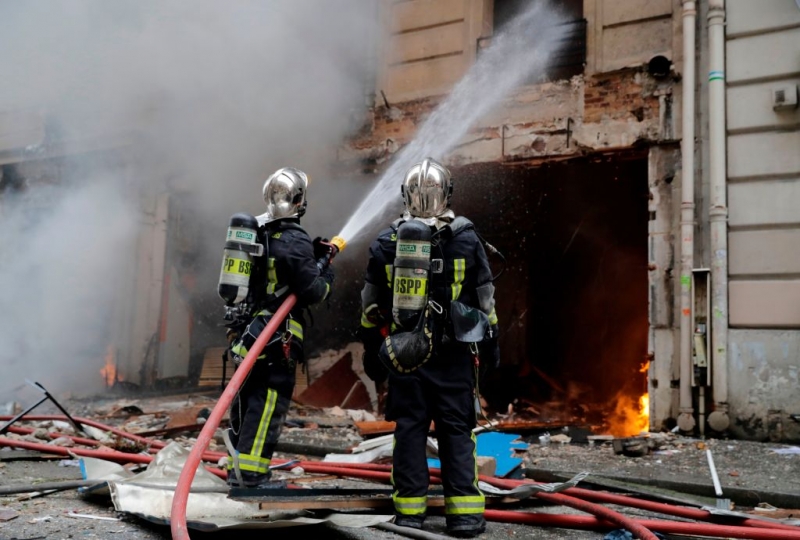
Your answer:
[455,156,649,432]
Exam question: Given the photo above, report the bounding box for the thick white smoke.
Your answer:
[0,0,376,396]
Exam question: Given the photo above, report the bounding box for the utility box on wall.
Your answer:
[691,269,711,388]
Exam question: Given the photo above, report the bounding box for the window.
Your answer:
[490,0,586,82]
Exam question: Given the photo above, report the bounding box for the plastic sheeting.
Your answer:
[82,442,393,531]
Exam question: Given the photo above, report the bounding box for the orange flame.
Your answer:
[606,362,650,436]
[100,345,120,387]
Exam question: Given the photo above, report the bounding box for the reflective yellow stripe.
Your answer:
[446,431,485,516]
[251,388,278,459]
[322,282,330,301]
[288,319,303,340]
[385,264,393,289]
[471,431,481,492]
[234,453,271,474]
[393,494,427,515]
[266,257,278,294]
[488,307,498,325]
[451,258,465,300]
[361,312,376,328]
[230,342,265,360]
[390,437,396,487]
[444,495,485,515]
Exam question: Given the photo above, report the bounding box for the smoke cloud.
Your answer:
[0,0,376,396]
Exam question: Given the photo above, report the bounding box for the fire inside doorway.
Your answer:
[456,155,650,436]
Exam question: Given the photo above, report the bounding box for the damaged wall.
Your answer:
[337,0,685,431]
[346,54,674,170]
[346,0,679,167]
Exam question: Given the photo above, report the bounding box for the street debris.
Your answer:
[0,508,19,521]
[771,446,800,455]
[66,511,122,521]
[0,389,799,539]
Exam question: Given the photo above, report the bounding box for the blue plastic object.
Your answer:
[427,431,527,477]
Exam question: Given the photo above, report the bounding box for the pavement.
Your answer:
[1,394,799,540]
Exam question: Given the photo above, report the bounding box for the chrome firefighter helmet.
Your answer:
[262,167,309,221]
[401,158,453,218]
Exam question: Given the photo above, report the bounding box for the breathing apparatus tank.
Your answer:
[218,213,264,306]
[392,219,432,329]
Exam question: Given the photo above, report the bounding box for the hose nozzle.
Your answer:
[330,236,347,253]
[316,235,347,271]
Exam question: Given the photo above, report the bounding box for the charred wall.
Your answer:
[455,156,650,425]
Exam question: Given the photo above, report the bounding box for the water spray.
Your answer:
[336,1,570,245]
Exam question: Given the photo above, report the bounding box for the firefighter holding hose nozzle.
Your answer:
[358,157,500,537]
[217,166,336,489]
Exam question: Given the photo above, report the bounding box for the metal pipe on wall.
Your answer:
[707,0,730,432]
[678,0,697,433]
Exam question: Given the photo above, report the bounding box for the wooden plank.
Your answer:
[254,495,511,511]
[198,347,227,387]
[355,420,397,436]
[259,497,395,511]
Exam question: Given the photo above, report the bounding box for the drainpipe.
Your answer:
[677,0,697,433]
[707,0,730,432]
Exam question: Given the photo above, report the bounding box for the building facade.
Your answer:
[341,0,800,441]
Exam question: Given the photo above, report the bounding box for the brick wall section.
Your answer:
[583,70,661,125]
[343,68,670,168]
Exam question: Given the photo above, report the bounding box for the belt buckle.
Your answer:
[431,259,444,274]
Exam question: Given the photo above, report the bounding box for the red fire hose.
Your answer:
[0,414,171,449]
[0,420,224,463]
[0,436,227,479]
[486,510,800,540]
[483,475,800,532]
[169,293,297,540]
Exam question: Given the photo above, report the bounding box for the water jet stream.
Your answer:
[337,1,570,245]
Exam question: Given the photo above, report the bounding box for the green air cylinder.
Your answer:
[392,219,432,330]
[218,213,262,306]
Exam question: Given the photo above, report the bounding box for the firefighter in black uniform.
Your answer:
[225,167,334,488]
[359,158,499,537]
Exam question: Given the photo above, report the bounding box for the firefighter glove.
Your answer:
[359,326,388,384]
[363,303,385,327]
[312,237,331,261]
[363,349,388,384]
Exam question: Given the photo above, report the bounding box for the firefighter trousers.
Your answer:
[385,344,485,529]
[228,347,296,478]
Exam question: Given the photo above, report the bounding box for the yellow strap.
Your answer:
[384,264,393,289]
[451,258,465,300]
[266,257,278,294]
